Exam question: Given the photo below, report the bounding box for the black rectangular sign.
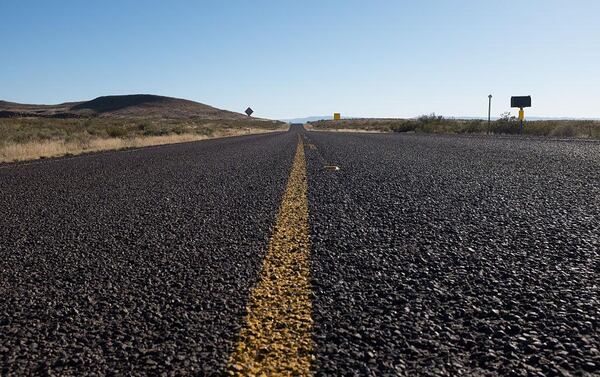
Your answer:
[511,96,531,108]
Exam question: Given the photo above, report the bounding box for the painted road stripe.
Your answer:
[228,135,314,375]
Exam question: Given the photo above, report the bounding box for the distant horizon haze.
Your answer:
[1,1,599,119]
[281,115,600,124]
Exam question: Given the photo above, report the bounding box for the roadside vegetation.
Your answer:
[309,113,600,139]
[0,117,287,162]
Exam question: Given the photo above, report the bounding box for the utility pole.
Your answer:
[488,94,492,128]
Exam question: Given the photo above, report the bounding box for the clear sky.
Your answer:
[1,0,599,119]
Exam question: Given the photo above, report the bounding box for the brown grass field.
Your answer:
[309,115,600,139]
[0,117,287,162]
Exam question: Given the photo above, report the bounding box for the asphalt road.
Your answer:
[1,126,599,376]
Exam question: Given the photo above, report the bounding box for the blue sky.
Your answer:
[1,0,599,119]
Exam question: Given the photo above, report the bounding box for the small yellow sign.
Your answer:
[518,108,525,121]
[333,113,341,120]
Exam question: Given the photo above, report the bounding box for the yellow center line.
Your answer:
[228,135,314,376]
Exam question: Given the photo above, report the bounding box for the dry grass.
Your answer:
[1,135,202,162]
[309,116,600,139]
[0,125,287,163]
[309,128,385,133]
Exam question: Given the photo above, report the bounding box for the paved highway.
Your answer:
[1,126,599,375]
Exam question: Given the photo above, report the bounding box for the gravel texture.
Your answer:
[304,132,600,376]
[0,131,294,375]
[2,128,599,376]
[228,136,313,375]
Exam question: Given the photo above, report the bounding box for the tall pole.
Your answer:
[488,94,492,128]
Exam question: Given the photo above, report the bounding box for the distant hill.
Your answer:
[0,94,249,120]
[281,115,332,124]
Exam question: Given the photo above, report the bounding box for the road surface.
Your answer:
[1,126,599,375]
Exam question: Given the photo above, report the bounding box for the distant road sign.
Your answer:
[333,113,341,120]
[511,96,531,108]
[245,107,254,116]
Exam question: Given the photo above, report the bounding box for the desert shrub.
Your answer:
[583,122,600,138]
[62,131,93,147]
[173,126,186,135]
[490,122,521,135]
[417,113,444,125]
[107,127,128,138]
[140,123,170,136]
[137,122,151,131]
[417,122,440,133]
[308,116,600,139]
[194,126,216,136]
[145,128,169,136]
[458,120,484,134]
[490,112,520,134]
[86,126,104,136]
[413,114,461,134]
[549,124,577,137]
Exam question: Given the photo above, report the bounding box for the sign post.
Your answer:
[510,96,531,133]
[488,94,492,128]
